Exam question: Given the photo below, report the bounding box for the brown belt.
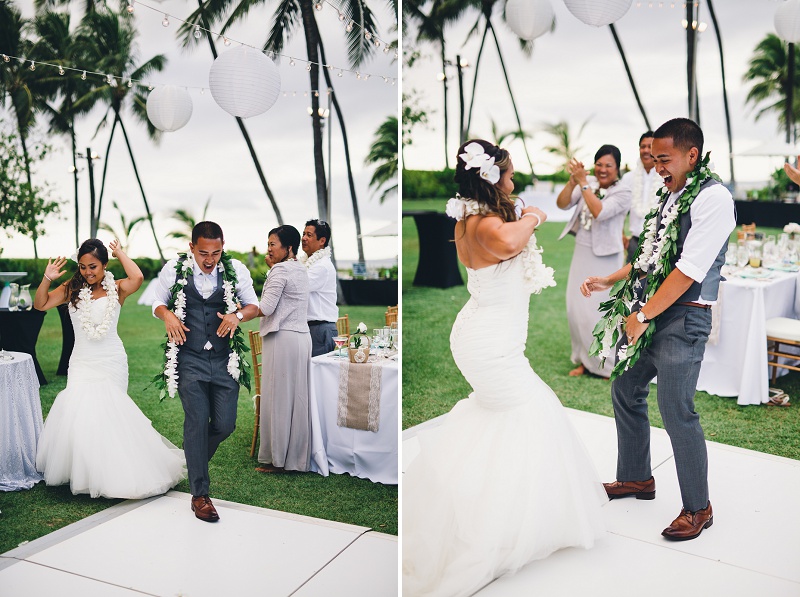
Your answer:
[677,301,711,309]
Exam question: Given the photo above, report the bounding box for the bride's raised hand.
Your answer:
[108,239,122,258]
[44,257,68,283]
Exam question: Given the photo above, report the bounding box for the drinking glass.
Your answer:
[763,239,778,268]
[333,335,348,359]
[0,349,12,361]
[736,244,749,268]
[747,240,762,268]
[382,327,391,358]
[725,242,737,266]
[7,283,19,312]
[390,322,398,351]
[18,284,32,311]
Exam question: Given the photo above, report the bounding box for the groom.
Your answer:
[152,221,259,522]
[582,118,735,540]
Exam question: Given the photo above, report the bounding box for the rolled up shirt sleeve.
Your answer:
[675,185,736,283]
[151,259,178,317]
[233,260,259,306]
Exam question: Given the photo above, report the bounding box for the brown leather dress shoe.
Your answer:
[191,495,220,522]
[603,477,656,500]
[662,502,713,541]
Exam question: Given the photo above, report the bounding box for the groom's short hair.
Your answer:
[192,221,224,244]
[653,118,703,155]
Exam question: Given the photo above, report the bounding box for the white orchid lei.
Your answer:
[459,142,501,184]
[298,245,332,269]
[589,152,720,379]
[75,270,118,339]
[579,179,617,231]
[445,195,556,293]
[152,252,251,400]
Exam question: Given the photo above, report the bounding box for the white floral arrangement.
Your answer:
[351,321,369,348]
[76,270,118,339]
[519,234,556,294]
[458,142,500,184]
[784,222,800,235]
[298,245,331,268]
[445,194,489,221]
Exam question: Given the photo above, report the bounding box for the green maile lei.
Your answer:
[589,152,720,380]
[151,251,251,401]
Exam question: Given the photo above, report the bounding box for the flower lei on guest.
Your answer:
[589,152,720,379]
[298,245,332,269]
[152,252,251,400]
[76,270,118,339]
[579,179,618,231]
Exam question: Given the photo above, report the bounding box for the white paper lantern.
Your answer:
[146,85,193,132]
[775,0,800,43]
[506,0,555,41]
[562,0,633,27]
[209,46,281,119]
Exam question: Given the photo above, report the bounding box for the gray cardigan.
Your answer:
[558,177,632,257]
[259,260,310,336]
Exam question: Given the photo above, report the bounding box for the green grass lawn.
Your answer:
[0,296,396,554]
[402,198,800,462]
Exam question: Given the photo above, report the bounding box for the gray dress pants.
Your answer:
[611,304,712,512]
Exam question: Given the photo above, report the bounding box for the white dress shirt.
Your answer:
[151,254,258,316]
[306,253,339,323]
[622,163,660,237]
[662,181,735,304]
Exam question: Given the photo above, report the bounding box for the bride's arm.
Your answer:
[34,257,69,311]
[110,240,144,303]
[473,207,547,260]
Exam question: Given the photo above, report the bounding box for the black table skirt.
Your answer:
[403,210,464,289]
[339,279,398,306]
[0,309,48,385]
[735,200,800,228]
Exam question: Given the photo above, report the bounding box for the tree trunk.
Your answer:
[686,2,698,121]
[440,36,450,168]
[488,22,534,174]
[94,113,118,234]
[608,24,651,130]
[465,21,489,138]
[316,33,365,262]
[116,112,165,262]
[15,120,39,264]
[788,43,795,145]
[196,0,284,225]
[71,123,80,247]
[299,0,328,221]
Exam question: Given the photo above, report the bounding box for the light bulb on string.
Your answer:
[383,44,390,54]
[2,54,8,62]
[126,1,134,14]
[148,85,153,91]
[327,64,333,70]
[127,79,133,88]
[194,26,202,39]
[346,21,354,32]
[224,37,231,46]
[29,61,35,71]
[81,70,86,80]
[364,74,370,81]
[306,64,312,71]
[356,71,361,79]
[162,14,169,27]
[314,2,323,10]
[314,90,319,97]
[365,31,372,41]
[338,70,343,77]
[374,39,381,48]
[58,66,65,75]
[338,12,346,21]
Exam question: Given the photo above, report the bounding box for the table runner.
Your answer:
[337,360,382,432]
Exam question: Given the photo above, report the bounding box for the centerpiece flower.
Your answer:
[349,322,370,363]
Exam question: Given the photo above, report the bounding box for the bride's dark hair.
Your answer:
[67,239,109,308]
[453,139,516,222]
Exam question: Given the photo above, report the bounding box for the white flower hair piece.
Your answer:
[479,156,501,185]
[69,247,81,262]
[458,142,491,170]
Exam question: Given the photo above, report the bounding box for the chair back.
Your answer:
[249,330,262,395]
[385,309,398,326]
[737,223,756,241]
[336,314,350,337]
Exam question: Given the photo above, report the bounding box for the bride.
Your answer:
[402,140,606,597]
[34,239,186,499]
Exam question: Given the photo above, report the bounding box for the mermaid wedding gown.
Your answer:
[403,249,607,597]
[36,296,186,499]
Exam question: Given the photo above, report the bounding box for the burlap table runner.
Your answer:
[336,360,382,432]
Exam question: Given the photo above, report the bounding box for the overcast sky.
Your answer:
[2,0,398,262]
[403,0,790,186]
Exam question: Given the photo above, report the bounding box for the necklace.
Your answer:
[298,246,331,268]
[579,179,617,230]
[76,271,118,339]
[590,152,720,379]
[153,253,251,400]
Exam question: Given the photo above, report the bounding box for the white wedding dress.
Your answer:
[403,252,607,597]
[36,296,186,499]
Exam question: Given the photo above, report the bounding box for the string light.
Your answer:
[223,37,231,46]
[338,69,343,77]
[126,1,135,14]
[306,64,312,71]
[346,21,354,33]
[314,2,323,10]
[290,58,296,66]
[2,54,9,62]
[81,70,86,80]
[194,25,202,39]
[29,61,35,71]
[162,14,169,27]
[58,65,65,75]
[365,31,372,41]
[338,12,346,21]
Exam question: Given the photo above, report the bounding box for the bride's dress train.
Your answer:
[36,296,186,499]
[403,253,606,597]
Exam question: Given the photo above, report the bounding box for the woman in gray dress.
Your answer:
[557,145,631,377]
[256,225,313,473]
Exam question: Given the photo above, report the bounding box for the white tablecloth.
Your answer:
[697,270,800,405]
[0,351,43,490]
[308,354,398,484]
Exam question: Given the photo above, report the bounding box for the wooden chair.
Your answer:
[766,317,800,384]
[737,223,756,241]
[248,330,263,457]
[385,309,398,326]
[336,314,350,337]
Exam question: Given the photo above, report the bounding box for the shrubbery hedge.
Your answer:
[402,168,568,200]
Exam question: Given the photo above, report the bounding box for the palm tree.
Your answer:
[488,117,532,150]
[98,200,146,250]
[607,24,650,131]
[541,118,589,170]
[743,33,800,138]
[706,0,734,188]
[365,114,397,203]
[73,7,167,261]
[166,196,213,242]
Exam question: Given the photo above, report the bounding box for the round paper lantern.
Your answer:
[146,85,193,132]
[506,0,555,41]
[775,0,800,43]
[562,0,633,27]
[209,46,281,119]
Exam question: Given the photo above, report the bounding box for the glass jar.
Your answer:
[7,283,19,311]
[17,284,32,311]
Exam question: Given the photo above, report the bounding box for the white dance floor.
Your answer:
[403,408,800,597]
[0,492,397,597]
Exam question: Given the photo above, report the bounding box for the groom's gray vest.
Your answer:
[183,268,229,354]
[640,178,728,304]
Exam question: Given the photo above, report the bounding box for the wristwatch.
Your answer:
[635,310,650,324]
[235,311,244,321]
[581,184,590,191]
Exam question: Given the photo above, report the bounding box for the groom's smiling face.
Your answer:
[189,237,224,274]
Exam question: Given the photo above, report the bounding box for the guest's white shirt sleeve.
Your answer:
[673,184,736,283]
[151,259,179,317]
[232,259,258,306]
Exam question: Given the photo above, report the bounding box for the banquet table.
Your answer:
[0,351,44,490]
[308,354,398,484]
[0,308,48,385]
[696,268,800,405]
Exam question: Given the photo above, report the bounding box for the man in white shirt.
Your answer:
[151,222,259,522]
[581,118,735,542]
[622,131,660,262]
[300,219,339,356]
